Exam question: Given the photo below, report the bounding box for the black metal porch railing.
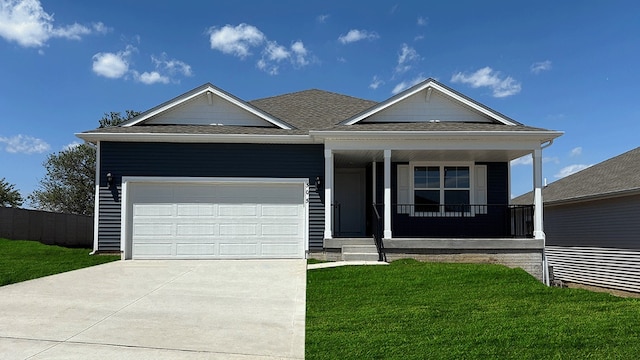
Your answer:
[331,203,341,236]
[392,204,535,238]
[371,204,386,262]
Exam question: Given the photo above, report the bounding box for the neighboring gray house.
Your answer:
[77,79,561,282]
[514,147,640,292]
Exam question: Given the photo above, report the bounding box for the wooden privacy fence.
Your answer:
[0,207,93,248]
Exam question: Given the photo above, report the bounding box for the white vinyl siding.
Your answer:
[125,179,307,259]
[145,92,272,127]
[363,89,493,123]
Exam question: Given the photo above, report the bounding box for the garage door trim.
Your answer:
[120,176,309,260]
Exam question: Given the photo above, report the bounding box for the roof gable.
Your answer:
[122,83,294,130]
[341,78,519,126]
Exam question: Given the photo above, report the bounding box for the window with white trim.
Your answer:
[397,163,487,216]
[413,165,470,213]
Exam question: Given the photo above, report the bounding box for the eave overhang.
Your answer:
[75,132,317,144]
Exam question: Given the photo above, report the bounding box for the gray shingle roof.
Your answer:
[248,89,377,130]
[513,147,640,204]
[79,85,558,137]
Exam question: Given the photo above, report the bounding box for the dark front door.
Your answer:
[334,168,366,236]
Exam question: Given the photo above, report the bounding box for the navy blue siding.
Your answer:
[98,142,325,252]
[373,162,510,238]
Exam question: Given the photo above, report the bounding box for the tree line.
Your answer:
[0,111,139,215]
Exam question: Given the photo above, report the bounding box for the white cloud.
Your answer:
[151,53,192,77]
[530,60,552,74]
[395,43,420,74]
[510,155,533,166]
[392,74,426,95]
[317,14,329,23]
[570,146,582,157]
[207,23,265,58]
[417,16,428,26]
[207,23,311,75]
[93,47,191,84]
[135,71,169,85]
[0,134,50,154]
[554,164,592,179]
[91,22,111,34]
[451,67,521,98]
[92,45,135,79]
[0,0,107,48]
[257,40,310,75]
[511,154,560,166]
[414,34,425,41]
[290,41,309,67]
[62,141,81,151]
[369,75,384,90]
[338,29,379,44]
[337,57,346,63]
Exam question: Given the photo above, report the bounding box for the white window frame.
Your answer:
[409,162,475,217]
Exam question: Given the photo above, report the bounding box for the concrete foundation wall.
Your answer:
[308,249,543,281]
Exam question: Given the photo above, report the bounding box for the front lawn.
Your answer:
[306,259,640,359]
[0,238,120,286]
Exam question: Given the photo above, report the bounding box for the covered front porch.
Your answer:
[314,136,550,282]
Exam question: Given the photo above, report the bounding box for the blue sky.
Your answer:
[1,0,639,202]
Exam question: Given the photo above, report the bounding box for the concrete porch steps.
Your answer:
[341,240,380,262]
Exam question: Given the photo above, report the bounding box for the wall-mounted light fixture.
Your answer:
[315,176,322,189]
[106,172,114,187]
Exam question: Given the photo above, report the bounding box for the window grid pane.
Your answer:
[444,167,469,188]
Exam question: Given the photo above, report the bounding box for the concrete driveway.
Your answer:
[0,260,306,359]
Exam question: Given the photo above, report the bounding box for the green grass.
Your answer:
[0,238,120,287]
[306,259,640,359]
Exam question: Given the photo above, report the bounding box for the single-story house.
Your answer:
[514,147,640,292]
[77,79,562,282]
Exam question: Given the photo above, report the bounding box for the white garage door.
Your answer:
[128,180,306,259]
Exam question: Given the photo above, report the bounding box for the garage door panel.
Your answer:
[133,224,173,236]
[219,224,258,236]
[176,243,216,256]
[176,204,215,216]
[134,243,173,256]
[176,224,216,236]
[262,243,300,257]
[130,180,305,259]
[218,205,257,217]
[219,243,259,256]
[134,204,173,217]
[261,224,301,236]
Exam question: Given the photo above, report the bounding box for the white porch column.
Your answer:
[324,149,333,239]
[532,148,545,240]
[383,149,392,239]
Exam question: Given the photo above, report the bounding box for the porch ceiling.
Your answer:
[333,149,531,166]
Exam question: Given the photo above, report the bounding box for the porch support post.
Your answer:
[324,149,333,239]
[372,161,377,203]
[533,148,549,286]
[383,149,392,239]
[532,148,545,240]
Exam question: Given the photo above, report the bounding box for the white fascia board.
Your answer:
[124,85,292,130]
[75,132,317,144]
[324,138,545,152]
[311,130,563,142]
[342,80,519,126]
